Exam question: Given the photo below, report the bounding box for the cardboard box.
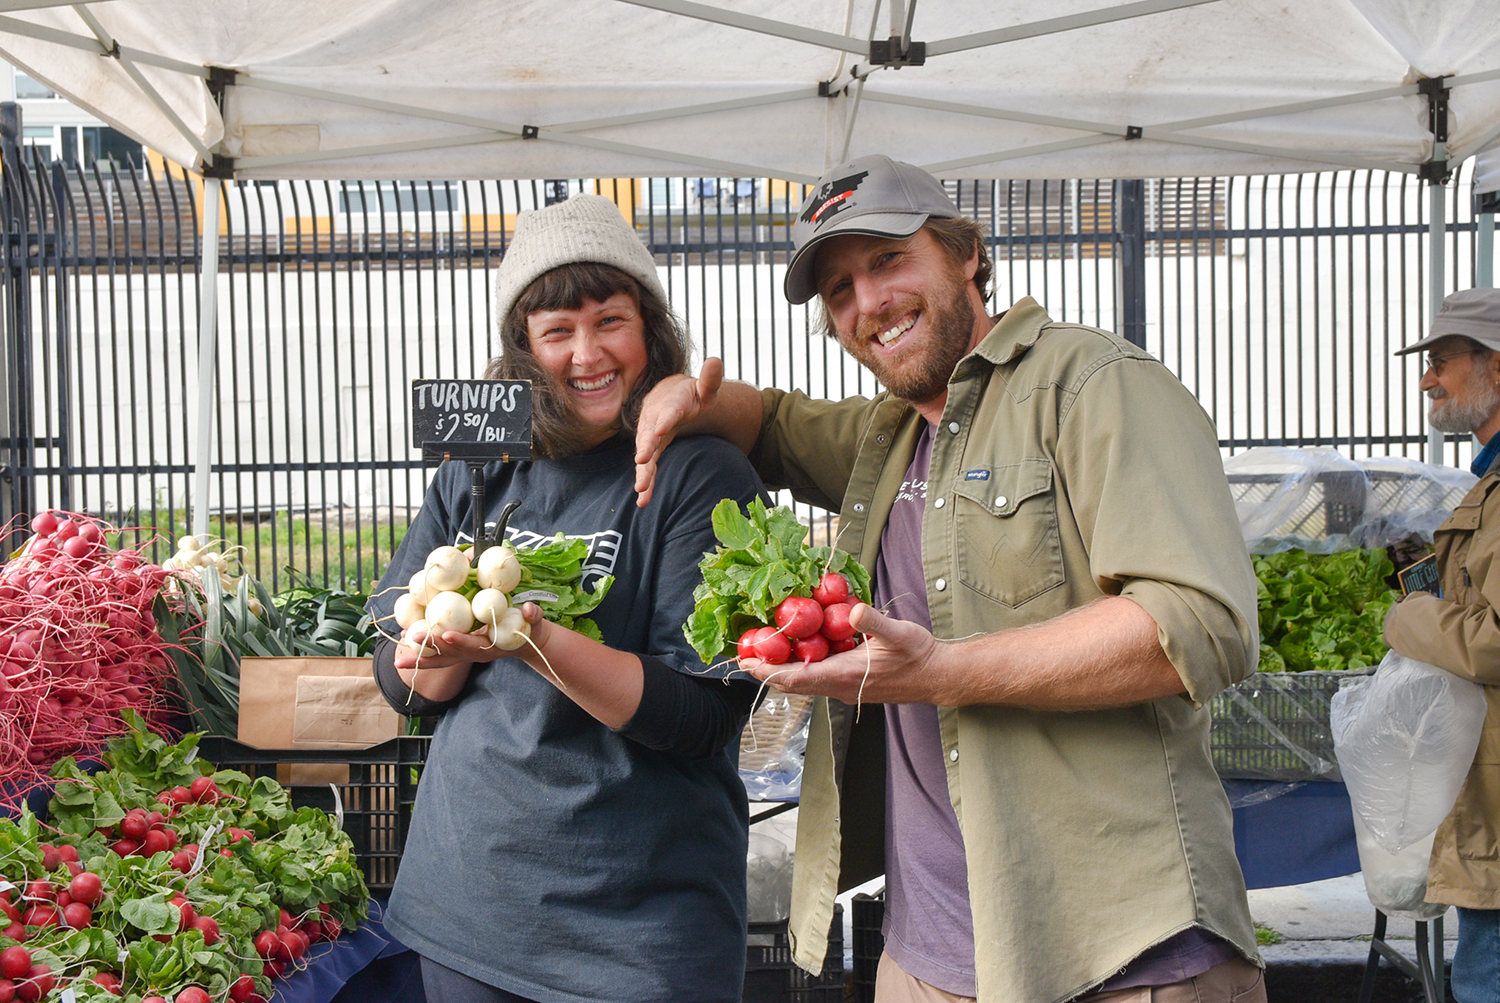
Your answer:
[236,656,402,785]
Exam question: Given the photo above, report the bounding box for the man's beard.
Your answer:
[1428,367,1500,434]
[837,279,977,406]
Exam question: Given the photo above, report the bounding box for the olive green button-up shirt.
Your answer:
[752,298,1261,1003]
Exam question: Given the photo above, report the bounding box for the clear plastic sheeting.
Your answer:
[739,692,814,801]
[1330,650,1488,854]
[1357,454,1479,547]
[1226,447,1371,554]
[1224,446,1475,554]
[1210,669,1369,782]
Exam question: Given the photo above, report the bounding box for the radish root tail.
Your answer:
[854,639,872,723]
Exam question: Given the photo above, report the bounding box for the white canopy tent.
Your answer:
[0,0,1498,526]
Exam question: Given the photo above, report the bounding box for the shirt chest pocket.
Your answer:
[952,458,1065,608]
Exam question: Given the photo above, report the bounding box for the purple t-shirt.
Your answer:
[873,423,1239,997]
[875,423,979,997]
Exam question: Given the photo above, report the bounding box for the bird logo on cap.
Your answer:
[801,170,869,226]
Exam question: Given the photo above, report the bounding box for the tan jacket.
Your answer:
[1384,471,1500,908]
[753,299,1261,1003]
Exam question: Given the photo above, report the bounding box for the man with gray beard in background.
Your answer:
[1386,287,1500,1003]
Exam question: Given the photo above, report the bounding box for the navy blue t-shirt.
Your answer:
[368,434,762,1003]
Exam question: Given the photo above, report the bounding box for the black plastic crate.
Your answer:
[744,903,844,1003]
[195,734,429,894]
[850,892,885,1003]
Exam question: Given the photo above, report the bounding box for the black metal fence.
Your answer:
[0,120,1490,590]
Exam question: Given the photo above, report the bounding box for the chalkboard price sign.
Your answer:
[411,379,533,462]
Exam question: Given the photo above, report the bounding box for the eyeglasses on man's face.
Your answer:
[1425,349,1477,377]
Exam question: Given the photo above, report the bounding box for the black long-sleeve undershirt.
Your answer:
[372,635,756,760]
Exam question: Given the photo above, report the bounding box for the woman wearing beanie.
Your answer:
[367,194,762,1003]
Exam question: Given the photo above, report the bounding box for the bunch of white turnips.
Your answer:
[394,544,532,652]
[163,535,262,616]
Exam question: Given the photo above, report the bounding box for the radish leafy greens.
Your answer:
[684,499,872,662]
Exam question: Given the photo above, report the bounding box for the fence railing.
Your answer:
[0,137,1489,589]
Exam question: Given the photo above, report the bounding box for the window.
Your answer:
[81,126,142,168]
[338,182,457,214]
[13,71,55,100]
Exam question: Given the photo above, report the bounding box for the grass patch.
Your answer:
[106,509,411,593]
[1254,923,1284,946]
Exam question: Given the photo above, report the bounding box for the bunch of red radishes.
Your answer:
[0,510,190,804]
[2,859,108,941]
[736,572,864,665]
[251,904,340,982]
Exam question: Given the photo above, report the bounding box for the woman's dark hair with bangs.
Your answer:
[485,262,689,459]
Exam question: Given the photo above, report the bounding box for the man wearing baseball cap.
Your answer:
[636,155,1263,1003]
[1384,287,1500,1003]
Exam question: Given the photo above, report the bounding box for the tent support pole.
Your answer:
[1478,192,1498,288]
[1422,76,1451,465]
[191,176,222,537]
[1427,179,1446,463]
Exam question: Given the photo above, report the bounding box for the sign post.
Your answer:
[411,379,533,558]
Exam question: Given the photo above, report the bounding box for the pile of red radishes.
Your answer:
[0,510,189,804]
[736,572,863,665]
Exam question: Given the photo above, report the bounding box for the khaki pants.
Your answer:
[874,951,1267,1003]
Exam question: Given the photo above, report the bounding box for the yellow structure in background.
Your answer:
[146,148,229,235]
[594,178,637,221]
[137,159,806,237]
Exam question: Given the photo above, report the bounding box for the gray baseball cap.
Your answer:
[1394,287,1500,355]
[783,154,962,305]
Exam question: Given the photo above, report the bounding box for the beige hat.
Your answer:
[1393,287,1500,355]
[493,194,666,329]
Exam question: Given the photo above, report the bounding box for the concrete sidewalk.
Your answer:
[1249,874,1455,1002]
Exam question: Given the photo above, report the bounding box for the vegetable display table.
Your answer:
[276,899,423,1003]
[1224,779,1359,889]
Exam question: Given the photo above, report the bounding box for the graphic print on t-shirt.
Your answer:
[452,525,623,591]
[506,527,622,590]
[892,474,927,508]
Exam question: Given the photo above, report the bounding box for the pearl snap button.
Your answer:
[934,497,945,509]
[934,578,947,591]
[948,422,960,434]
[995,495,1008,508]
[949,748,959,762]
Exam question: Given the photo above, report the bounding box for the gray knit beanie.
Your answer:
[493,194,666,331]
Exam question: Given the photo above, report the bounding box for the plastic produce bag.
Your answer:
[1331,650,1487,854]
[1351,814,1448,921]
[738,692,814,801]
[746,831,795,923]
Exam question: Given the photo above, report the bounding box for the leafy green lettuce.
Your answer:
[1253,547,1400,672]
